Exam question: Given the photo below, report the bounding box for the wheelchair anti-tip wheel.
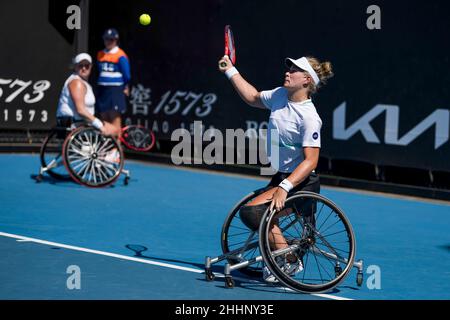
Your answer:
[38,127,72,181]
[62,126,124,188]
[259,191,356,293]
[220,189,268,278]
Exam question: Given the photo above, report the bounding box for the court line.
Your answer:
[0,231,351,301]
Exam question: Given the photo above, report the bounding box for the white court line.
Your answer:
[0,231,351,301]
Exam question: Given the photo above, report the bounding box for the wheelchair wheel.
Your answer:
[39,128,71,180]
[259,191,356,293]
[62,126,124,188]
[221,189,267,278]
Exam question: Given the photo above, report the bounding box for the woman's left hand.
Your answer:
[269,187,288,212]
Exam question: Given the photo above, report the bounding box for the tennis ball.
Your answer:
[139,14,151,26]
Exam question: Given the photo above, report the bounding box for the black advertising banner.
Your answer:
[88,0,450,171]
[1,0,449,172]
[0,0,78,130]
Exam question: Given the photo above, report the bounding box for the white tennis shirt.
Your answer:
[260,87,322,173]
[57,74,95,120]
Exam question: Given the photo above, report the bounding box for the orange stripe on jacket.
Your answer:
[97,48,128,64]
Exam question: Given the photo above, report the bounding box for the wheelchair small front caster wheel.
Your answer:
[124,177,129,186]
[225,276,235,288]
[356,272,364,287]
[205,268,215,281]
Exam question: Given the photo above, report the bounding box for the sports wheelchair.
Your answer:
[205,189,364,293]
[36,124,130,187]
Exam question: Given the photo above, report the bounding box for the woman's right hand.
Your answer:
[218,55,233,73]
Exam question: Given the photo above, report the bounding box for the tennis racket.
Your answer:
[120,125,156,152]
[220,25,236,68]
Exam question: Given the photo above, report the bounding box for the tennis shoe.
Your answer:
[263,257,303,283]
[263,265,278,283]
[283,259,303,276]
[104,148,121,163]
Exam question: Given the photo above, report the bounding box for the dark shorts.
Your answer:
[267,171,320,194]
[96,85,127,114]
[269,171,320,219]
[239,172,320,231]
[55,117,84,139]
[56,116,74,128]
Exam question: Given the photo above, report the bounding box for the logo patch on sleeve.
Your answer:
[312,132,319,140]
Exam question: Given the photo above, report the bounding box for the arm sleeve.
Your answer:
[302,117,322,148]
[118,56,131,84]
[260,87,285,110]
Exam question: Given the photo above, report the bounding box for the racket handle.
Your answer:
[220,62,227,68]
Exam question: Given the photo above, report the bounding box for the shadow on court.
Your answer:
[438,244,450,252]
[124,244,350,295]
[29,173,133,188]
[29,174,72,185]
[125,244,224,274]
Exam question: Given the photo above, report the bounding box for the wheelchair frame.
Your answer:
[205,190,364,293]
[36,125,130,187]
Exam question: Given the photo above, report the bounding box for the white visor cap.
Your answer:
[285,57,320,85]
[73,53,92,65]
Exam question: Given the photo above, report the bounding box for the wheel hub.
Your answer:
[306,237,315,246]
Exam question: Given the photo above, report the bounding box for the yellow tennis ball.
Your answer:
[139,14,151,26]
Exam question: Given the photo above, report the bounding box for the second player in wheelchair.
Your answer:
[57,53,118,136]
[205,55,364,292]
[36,53,129,187]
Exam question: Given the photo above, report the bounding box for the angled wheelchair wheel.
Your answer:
[121,125,156,152]
[259,191,356,293]
[221,189,268,278]
[62,126,124,188]
[39,127,71,180]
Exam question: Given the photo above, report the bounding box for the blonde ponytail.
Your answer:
[305,57,334,95]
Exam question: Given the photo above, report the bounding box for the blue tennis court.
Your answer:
[0,154,449,300]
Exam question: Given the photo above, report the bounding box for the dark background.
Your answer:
[1,0,450,191]
[88,0,450,172]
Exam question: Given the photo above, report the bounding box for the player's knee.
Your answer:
[239,203,269,231]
